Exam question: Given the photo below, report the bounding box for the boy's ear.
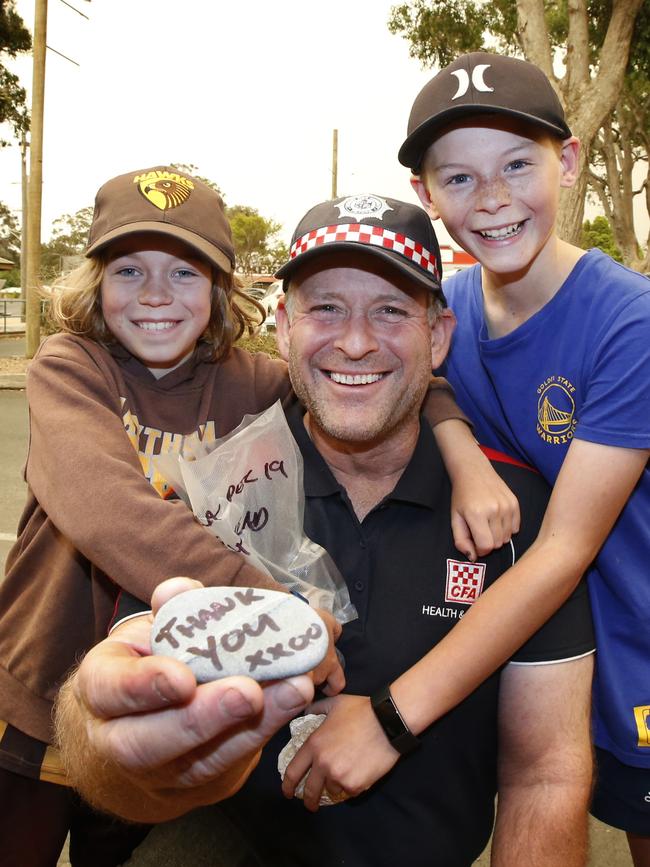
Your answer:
[275,299,290,362]
[411,176,440,220]
[559,137,581,189]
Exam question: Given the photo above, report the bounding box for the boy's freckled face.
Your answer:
[421,119,572,279]
[101,233,214,374]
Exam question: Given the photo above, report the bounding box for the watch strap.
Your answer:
[370,683,420,756]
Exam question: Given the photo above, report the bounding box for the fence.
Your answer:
[0,299,47,335]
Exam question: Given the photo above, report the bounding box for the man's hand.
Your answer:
[311,607,345,696]
[55,577,315,823]
[281,694,399,812]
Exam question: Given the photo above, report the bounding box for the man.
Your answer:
[56,195,594,866]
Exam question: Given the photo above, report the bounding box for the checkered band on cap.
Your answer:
[289,223,440,283]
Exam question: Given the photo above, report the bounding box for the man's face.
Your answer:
[413,117,578,280]
[276,253,453,449]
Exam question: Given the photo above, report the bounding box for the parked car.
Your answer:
[246,278,283,321]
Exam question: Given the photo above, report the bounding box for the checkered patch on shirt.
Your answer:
[445,559,486,605]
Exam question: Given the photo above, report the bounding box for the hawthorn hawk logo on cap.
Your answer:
[134,169,194,212]
[335,195,393,222]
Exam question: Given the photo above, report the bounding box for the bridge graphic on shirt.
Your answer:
[538,396,573,430]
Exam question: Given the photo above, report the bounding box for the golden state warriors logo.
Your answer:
[133,169,194,211]
[536,376,578,445]
[634,706,650,747]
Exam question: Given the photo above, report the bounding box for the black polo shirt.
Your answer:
[220,403,594,867]
[116,403,594,866]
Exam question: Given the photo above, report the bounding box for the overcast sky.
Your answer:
[0,0,458,246]
[1,0,645,254]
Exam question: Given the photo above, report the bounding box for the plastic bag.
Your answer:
[155,401,357,624]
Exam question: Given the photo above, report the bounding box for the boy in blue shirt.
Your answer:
[401,51,650,865]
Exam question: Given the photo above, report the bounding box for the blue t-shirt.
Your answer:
[442,248,650,767]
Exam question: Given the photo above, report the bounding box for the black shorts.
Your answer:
[590,746,650,836]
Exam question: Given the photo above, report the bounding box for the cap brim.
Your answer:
[86,222,233,274]
[399,106,572,171]
[276,242,446,305]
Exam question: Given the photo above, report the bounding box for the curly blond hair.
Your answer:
[43,253,265,362]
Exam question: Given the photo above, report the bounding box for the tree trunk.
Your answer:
[517,0,644,244]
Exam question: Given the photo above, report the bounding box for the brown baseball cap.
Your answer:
[399,52,572,173]
[86,166,235,273]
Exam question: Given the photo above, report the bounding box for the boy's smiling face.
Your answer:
[101,234,214,376]
[414,117,579,284]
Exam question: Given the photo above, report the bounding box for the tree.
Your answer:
[0,0,31,147]
[0,200,20,286]
[388,0,644,244]
[169,163,223,195]
[581,215,623,261]
[585,5,649,272]
[40,205,93,280]
[226,205,285,276]
[0,200,20,261]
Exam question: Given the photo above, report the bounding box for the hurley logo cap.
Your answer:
[399,52,572,173]
[276,194,445,304]
[86,166,235,273]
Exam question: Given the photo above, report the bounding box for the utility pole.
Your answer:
[20,132,28,319]
[331,128,338,199]
[25,0,48,358]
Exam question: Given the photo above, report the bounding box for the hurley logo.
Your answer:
[450,63,494,100]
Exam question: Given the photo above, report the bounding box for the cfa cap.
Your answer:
[276,194,445,304]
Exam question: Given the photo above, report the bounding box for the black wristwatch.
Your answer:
[370,684,421,756]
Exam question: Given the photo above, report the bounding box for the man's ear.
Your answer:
[430,307,456,370]
[411,175,440,220]
[275,299,291,362]
[559,137,580,189]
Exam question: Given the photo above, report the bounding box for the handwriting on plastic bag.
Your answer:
[199,459,288,556]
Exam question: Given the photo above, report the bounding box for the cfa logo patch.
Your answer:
[634,705,650,747]
[445,559,486,605]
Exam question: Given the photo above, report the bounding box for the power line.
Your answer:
[58,0,89,19]
[46,44,79,66]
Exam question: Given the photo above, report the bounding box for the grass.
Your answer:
[237,330,280,358]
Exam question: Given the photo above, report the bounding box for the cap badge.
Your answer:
[335,195,393,223]
[451,64,494,100]
[133,170,194,211]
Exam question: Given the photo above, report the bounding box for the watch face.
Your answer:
[376,697,405,740]
[371,687,421,755]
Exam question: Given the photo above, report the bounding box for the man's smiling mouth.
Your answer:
[327,372,385,385]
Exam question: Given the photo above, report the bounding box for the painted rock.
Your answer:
[151,587,328,682]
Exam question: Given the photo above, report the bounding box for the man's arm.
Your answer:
[55,578,314,823]
[492,657,594,867]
